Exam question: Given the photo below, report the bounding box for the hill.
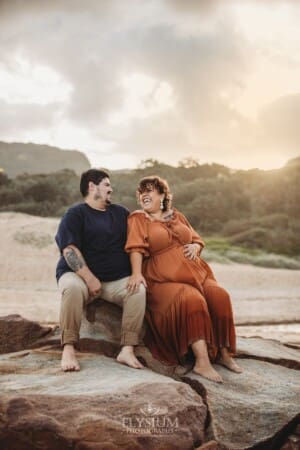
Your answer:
[0,141,90,177]
[0,155,299,263]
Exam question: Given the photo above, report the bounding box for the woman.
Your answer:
[125,175,242,383]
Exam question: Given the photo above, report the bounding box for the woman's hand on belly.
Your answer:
[183,243,201,260]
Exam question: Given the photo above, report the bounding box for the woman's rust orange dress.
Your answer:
[125,209,236,366]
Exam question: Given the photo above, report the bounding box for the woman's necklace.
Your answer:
[148,211,163,220]
[148,210,173,221]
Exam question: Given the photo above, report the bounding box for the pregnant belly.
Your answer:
[145,246,209,286]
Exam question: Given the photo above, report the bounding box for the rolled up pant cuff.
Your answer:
[61,329,79,346]
[121,331,140,346]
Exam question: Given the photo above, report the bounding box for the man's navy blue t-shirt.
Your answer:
[55,203,131,282]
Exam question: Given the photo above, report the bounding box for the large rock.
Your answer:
[0,314,52,354]
[236,336,300,370]
[183,359,299,449]
[0,349,206,450]
[0,308,299,449]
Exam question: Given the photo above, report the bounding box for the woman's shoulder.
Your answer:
[128,209,148,220]
[172,207,184,218]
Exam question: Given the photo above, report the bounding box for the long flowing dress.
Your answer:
[125,208,236,366]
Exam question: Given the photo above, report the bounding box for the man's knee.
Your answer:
[63,283,84,299]
[59,273,88,303]
[122,284,146,321]
[128,283,146,307]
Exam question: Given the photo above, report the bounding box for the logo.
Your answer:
[122,402,179,435]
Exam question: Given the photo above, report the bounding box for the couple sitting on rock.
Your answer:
[55,169,242,383]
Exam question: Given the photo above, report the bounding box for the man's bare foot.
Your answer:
[193,363,223,383]
[217,349,243,373]
[61,344,80,372]
[117,346,144,369]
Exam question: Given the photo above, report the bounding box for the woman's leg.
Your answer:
[192,338,223,382]
[218,347,243,373]
[202,277,242,373]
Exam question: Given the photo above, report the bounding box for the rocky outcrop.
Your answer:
[0,314,52,354]
[183,360,299,449]
[0,351,206,450]
[0,304,299,449]
[0,141,90,177]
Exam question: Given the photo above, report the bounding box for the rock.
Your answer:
[0,314,52,354]
[236,336,300,370]
[182,358,300,449]
[83,299,122,344]
[195,440,221,450]
[0,308,299,449]
[0,349,207,450]
[280,423,300,449]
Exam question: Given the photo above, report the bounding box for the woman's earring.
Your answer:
[160,198,164,210]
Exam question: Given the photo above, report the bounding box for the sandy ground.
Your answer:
[0,212,299,344]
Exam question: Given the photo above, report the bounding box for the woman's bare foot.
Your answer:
[191,338,223,383]
[193,363,223,383]
[61,344,80,372]
[117,346,144,369]
[217,348,243,373]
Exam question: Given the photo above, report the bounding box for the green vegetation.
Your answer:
[203,238,300,270]
[0,157,299,269]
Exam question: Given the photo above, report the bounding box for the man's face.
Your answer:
[93,177,113,205]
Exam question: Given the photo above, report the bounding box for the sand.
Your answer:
[0,212,299,344]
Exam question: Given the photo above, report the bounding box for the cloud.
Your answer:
[0,1,251,126]
[0,100,59,135]
[0,0,299,170]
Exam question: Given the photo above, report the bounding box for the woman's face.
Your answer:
[139,184,164,214]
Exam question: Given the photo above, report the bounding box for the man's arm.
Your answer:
[63,245,101,298]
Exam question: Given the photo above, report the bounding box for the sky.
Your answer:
[0,0,300,170]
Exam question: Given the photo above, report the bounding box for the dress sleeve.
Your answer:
[176,210,205,248]
[125,212,150,257]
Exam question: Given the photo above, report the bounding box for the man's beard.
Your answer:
[94,188,112,205]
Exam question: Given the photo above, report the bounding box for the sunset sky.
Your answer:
[0,0,300,170]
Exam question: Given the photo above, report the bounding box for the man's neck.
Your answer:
[85,198,107,211]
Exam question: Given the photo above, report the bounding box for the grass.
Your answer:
[203,237,300,270]
[14,231,53,248]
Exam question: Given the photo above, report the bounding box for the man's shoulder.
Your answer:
[65,203,86,215]
[60,203,86,221]
[110,204,130,215]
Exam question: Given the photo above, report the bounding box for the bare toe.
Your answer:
[193,365,223,383]
[117,349,144,369]
[217,356,243,374]
[61,345,80,372]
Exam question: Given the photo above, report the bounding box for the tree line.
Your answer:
[0,158,299,256]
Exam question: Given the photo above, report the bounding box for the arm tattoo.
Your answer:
[64,247,86,272]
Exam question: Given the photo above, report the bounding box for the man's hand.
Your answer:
[183,243,201,260]
[63,245,101,298]
[85,273,102,298]
[127,273,147,294]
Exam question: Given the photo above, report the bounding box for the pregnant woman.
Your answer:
[125,175,242,383]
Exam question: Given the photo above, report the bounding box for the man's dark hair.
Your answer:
[80,169,110,197]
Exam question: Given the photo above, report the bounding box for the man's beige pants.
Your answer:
[58,272,146,347]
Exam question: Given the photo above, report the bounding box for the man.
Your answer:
[55,169,146,371]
